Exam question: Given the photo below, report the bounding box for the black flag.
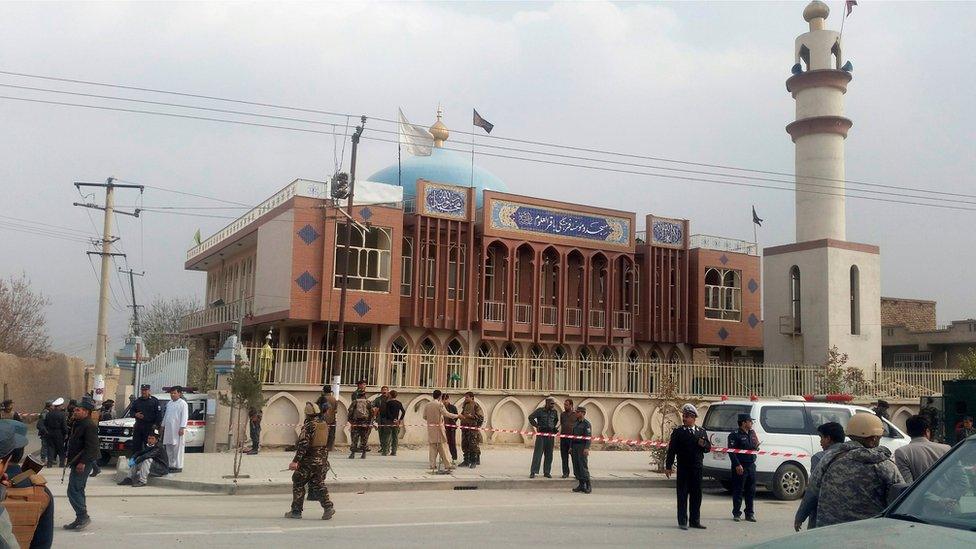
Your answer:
[473,109,493,134]
[752,206,763,226]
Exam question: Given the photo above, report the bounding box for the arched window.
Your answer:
[529,345,546,390]
[850,265,860,335]
[477,343,493,389]
[790,266,802,333]
[390,337,408,387]
[502,343,519,389]
[448,245,466,300]
[419,338,436,388]
[447,339,464,388]
[705,267,741,321]
[578,347,593,392]
[600,348,616,392]
[400,237,413,297]
[553,346,567,391]
[627,350,641,393]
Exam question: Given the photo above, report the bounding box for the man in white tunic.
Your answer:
[161,386,189,473]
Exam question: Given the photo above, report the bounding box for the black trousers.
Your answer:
[570,444,589,482]
[133,422,152,452]
[46,433,65,466]
[676,466,704,526]
[732,462,757,517]
[445,427,458,460]
[560,437,572,476]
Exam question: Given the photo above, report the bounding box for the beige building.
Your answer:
[881,297,976,370]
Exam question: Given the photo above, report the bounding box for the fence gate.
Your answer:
[135,348,190,393]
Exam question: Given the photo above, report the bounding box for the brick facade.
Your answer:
[881,297,936,331]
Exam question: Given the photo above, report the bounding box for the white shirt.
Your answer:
[162,397,189,445]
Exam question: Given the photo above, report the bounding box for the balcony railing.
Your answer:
[690,234,758,256]
[242,346,961,398]
[181,297,253,331]
[589,309,606,329]
[514,303,532,324]
[483,301,506,323]
[539,305,558,326]
[565,307,582,328]
[613,310,632,331]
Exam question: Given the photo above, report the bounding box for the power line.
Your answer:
[2,68,972,200]
[3,93,975,212]
[0,222,94,244]
[3,81,973,204]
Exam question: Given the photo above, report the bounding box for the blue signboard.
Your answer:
[422,183,467,219]
[490,199,630,247]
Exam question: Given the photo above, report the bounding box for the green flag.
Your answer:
[193,228,201,246]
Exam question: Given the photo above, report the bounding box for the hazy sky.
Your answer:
[2,1,974,362]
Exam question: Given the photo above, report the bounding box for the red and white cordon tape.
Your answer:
[260,421,809,459]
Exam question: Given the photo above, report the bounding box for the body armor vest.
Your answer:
[310,420,330,448]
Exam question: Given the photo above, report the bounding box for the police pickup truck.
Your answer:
[97,391,208,464]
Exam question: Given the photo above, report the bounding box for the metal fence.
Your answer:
[241,347,959,399]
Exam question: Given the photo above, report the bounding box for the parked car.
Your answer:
[702,398,910,500]
[751,434,976,547]
[97,392,208,465]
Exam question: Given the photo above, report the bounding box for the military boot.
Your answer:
[360,450,366,459]
[582,481,592,494]
[348,449,356,459]
[322,507,336,520]
[572,482,584,493]
[284,510,302,519]
[459,458,470,467]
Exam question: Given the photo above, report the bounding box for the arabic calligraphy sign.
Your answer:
[649,216,686,249]
[488,198,631,249]
[421,182,468,219]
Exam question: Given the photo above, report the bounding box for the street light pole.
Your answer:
[331,116,366,386]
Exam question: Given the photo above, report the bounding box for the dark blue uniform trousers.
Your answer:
[732,462,757,517]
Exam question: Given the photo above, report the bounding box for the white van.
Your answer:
[701,399,909,500]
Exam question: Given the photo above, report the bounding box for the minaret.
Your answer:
[787,0,851,242]
[763,1,881,373]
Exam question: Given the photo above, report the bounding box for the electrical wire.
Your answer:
[2,68,972,200]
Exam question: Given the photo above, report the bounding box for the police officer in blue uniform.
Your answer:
[570,406,592,494]
[665,403,711,530]
[728,413,760,522]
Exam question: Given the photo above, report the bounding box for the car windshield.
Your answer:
[888,439,976,531]
[703,405,751,431]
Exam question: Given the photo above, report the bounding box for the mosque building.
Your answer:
[181,108,762,399]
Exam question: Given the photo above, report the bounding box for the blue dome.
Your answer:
[367,147,507,208]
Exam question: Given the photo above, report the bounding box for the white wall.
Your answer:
[253,210,294,316]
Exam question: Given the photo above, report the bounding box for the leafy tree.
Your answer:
[649,371,681,471]
[816,346,865,394]
[960,347,976,380]
[0,273,51,358]
[218,358,266,478]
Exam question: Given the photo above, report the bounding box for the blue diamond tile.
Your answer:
[295,271,318,292]
[718,327,729,340]
[359,207,373,222]
[748,313,759,329]
[297,224,320,245]
[748,278,759,293]
[719,254,729,265]
[352,298,370,317]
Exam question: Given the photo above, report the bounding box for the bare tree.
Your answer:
[141,295,200,355]
[0,273,51,358]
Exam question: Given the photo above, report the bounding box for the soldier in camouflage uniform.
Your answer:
[458,392,484,469]
[814,413,903,527]
[285,402,335,520]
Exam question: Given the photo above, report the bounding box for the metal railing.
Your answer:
[514,303,532,324]
[565,307,582,327]
[613,310,633,331]
[180,297,254,331]
[589,309,606,329]
[690,234,758,256]
[483,301,506,323]
[243,347,963,398]
[540,305,558,326]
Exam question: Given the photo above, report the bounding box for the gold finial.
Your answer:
[430,104,449,147]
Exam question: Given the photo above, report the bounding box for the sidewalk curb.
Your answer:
[139,475,679,495]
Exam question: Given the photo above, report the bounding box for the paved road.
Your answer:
[52,486,799,548]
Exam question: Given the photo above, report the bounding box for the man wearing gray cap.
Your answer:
[665,403,712,530]
[0,418,29,548]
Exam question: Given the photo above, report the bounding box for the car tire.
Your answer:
[771,463,806,501]
[97,451,112,467]
[719,480,733,492]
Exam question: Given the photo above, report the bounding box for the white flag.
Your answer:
[398,108,433,156]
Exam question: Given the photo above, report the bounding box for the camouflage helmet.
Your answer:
[304,402,318,416]
[847,413,884,437]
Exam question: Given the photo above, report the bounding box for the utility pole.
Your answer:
[74,177,143,404]
[331,116,366,386]
[118,267,145,335]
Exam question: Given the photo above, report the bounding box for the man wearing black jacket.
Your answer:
[119,430,169,487]
[665,403,712,531]
[64,397,99,531]
[130,384,161,451]
[43,398,68,467]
